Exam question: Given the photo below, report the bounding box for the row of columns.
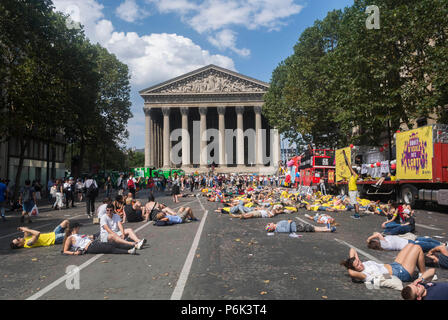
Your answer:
[144,106,279,168]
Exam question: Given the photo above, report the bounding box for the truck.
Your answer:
[334,124,448,207]
[298,149,336,186]
[132,167,185,179]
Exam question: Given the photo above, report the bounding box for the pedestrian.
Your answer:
[19,180,36,223]
[105,176,113,198]
[52,179,64,210]
[75,178,84,202]
[47,177,54,203]
[342,150,361,219]
[172,173,180,203]
[84,175,98,218]
[0,178,8,222]
[33,180,42,205]
[63,177,76,208]
[127,173,139,199]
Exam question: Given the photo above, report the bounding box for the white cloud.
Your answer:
[207,29,250,57]
[115,0,150,23]
[52,0,235,88]
[151,0,304,33]
[53,0,236,148]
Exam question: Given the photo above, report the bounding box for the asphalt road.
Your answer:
[1,189,447,301]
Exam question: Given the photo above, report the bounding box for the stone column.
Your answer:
[180,107,190,167]
[144,108,152,167]
[217,107,226,166]
[254,106,263,167]
[152,119,159,167]
[272,128,280,169]
[199,107,208,167]
[162,107,171,168]
[235,106,245,167]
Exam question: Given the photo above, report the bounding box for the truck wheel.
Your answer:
[400,184,418,206]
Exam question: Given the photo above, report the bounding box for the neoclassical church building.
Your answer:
[140,64,280,174]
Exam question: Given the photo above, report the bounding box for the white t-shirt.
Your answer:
[97,203,108,220]
[380,236,409,251]
[362,261,389,283]
[100,213,122,241]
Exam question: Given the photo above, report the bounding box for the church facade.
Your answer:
[139,65,280,174]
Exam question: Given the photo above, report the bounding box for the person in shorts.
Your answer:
[343,150,361,219]
[19,180,36,223]
[230,205,284,219]
[265,220,336,233]
[10,220,70,249]
[154,207,198,225]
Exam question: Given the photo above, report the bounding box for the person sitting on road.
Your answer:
[154,207,198,225]
[341,244,435,283]
[97,197,112,221]
[229,204,283,219]
[62,222,137,255]
[113,195,126,223]
[381,210,415,235]
[367,232,444,252]
[401,279,448,300]
[124,198,149,223]
[265,220,336,233]
[10,220,70,249]
[100,204,146,250]
[425,244,448,269]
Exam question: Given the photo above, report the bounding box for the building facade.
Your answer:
[0,136,66,186]
[140,65,281,174]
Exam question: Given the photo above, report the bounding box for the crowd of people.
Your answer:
[3,168,448,300]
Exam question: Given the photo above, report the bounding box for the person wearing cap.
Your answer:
[62,222,137,255]
[265,220,336,233]
[10,220,70,249]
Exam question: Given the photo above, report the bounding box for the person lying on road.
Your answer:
[10,220,70,249]
[341,244,435,283]
[367,232,444,252]
[265,220,336,233]
[62,222,137,255]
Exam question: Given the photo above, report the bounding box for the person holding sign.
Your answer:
[342,150,361,219]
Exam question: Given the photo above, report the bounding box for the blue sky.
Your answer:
[53,0,353,149]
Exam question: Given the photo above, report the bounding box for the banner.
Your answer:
[335,147,351,182]
[397,126,433,180]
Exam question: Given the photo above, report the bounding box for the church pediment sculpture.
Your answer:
[152,69,267,94]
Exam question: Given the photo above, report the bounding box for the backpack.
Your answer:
[86,181,98,197]
[127,179,135,189]
[22,187,33,203]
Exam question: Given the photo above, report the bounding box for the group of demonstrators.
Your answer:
[6,167,448,300]
[198,168,448,300]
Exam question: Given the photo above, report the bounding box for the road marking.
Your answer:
[25,200,195,300]
[334,238,383,263]
[416,223,442,231]
[0,214,85,240]
[295,216,315,226]
[170,197,208,300]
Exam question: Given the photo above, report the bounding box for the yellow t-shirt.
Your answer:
[24,232,56,248]
[348,174,358,191]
